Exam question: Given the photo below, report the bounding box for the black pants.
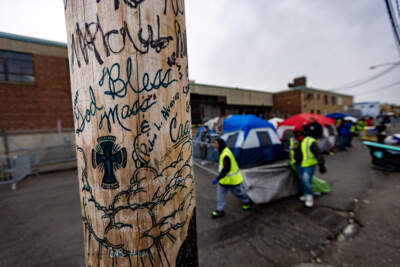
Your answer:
[200,145,208,161]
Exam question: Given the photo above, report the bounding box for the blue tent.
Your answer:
[223,115,277,137]
[221,115,286,167]
[326,112,348,119]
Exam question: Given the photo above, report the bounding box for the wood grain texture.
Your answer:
[64,1,196,266]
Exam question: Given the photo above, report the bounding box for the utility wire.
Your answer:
[354,80,400,96]
[328,63,400,91]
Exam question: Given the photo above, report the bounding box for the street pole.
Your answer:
[63,1,197,266]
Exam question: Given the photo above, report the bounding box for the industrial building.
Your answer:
[354,102,381,118]
[271,77,353,117]
[190,82,273,124]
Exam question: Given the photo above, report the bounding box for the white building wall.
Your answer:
[354,102,380,118]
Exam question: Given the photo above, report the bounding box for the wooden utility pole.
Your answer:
[64,1,197,266]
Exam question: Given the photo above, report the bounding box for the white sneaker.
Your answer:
[314,192,321,196]
[299,195,306,201]
[305,195,314,208]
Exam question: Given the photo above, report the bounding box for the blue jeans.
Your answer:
[217,184,250,211]
[339,135,349,150]
[296,166,315,195]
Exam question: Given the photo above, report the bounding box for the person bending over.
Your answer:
[211,138,251,218]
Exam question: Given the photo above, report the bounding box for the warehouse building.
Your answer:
[190,82,273,124]
[271,77,353,117]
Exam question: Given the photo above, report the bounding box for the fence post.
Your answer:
[2,129,11,172]
[64,1,197,266]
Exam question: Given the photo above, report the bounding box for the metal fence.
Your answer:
[0,155,31,190]
[0,129,76,189]
[192,139,219,163]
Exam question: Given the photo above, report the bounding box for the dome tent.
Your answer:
[220,115,285,167]
[277,113,337,152]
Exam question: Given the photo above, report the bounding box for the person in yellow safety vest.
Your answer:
[293,130,327,208]
[211,138,251,218]
[357,119,365,134]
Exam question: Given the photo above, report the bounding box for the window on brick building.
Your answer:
[305,93,313,101]
[324,95,328,105]
[0,50,35,83]
[331,96,336,105]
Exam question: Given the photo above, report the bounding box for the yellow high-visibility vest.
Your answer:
[357,121,364,131]
[289,137,298,164]
[300,136,318,167]
[218,147,243,186]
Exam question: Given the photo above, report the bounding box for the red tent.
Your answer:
[278,113,335,129]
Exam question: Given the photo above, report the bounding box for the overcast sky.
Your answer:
[0,0,399,104]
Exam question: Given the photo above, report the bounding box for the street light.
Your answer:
[369,60,400,69]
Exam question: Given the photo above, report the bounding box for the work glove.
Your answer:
[212,178,218,185]
[319,164,327,174]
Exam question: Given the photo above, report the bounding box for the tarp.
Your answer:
[312,176,331,193]
[193,159,300,204]
[241,162,299,204]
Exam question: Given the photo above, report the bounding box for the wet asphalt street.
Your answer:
[0,138,399,267]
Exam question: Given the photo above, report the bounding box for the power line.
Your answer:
[354,80,400,96]
[328,63,400,91]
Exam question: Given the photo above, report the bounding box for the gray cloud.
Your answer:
[186,0,400,104]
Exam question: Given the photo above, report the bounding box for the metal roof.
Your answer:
[0,31,67,48]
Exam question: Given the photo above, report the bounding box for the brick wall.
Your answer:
[0,54,73,131]
[271,90,302,117]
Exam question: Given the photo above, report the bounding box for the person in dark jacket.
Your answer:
[199,126,211,165]
[211,138,251,218]
[293,129,327,207]
[303,117,323,139]
[375,121,387,144]
[337,120,351,151]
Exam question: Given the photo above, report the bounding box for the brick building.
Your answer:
[0,32,72,131]
[272,77,353,118]
[0,32,75,164]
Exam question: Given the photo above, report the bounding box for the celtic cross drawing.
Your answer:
[91,136,127,189]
